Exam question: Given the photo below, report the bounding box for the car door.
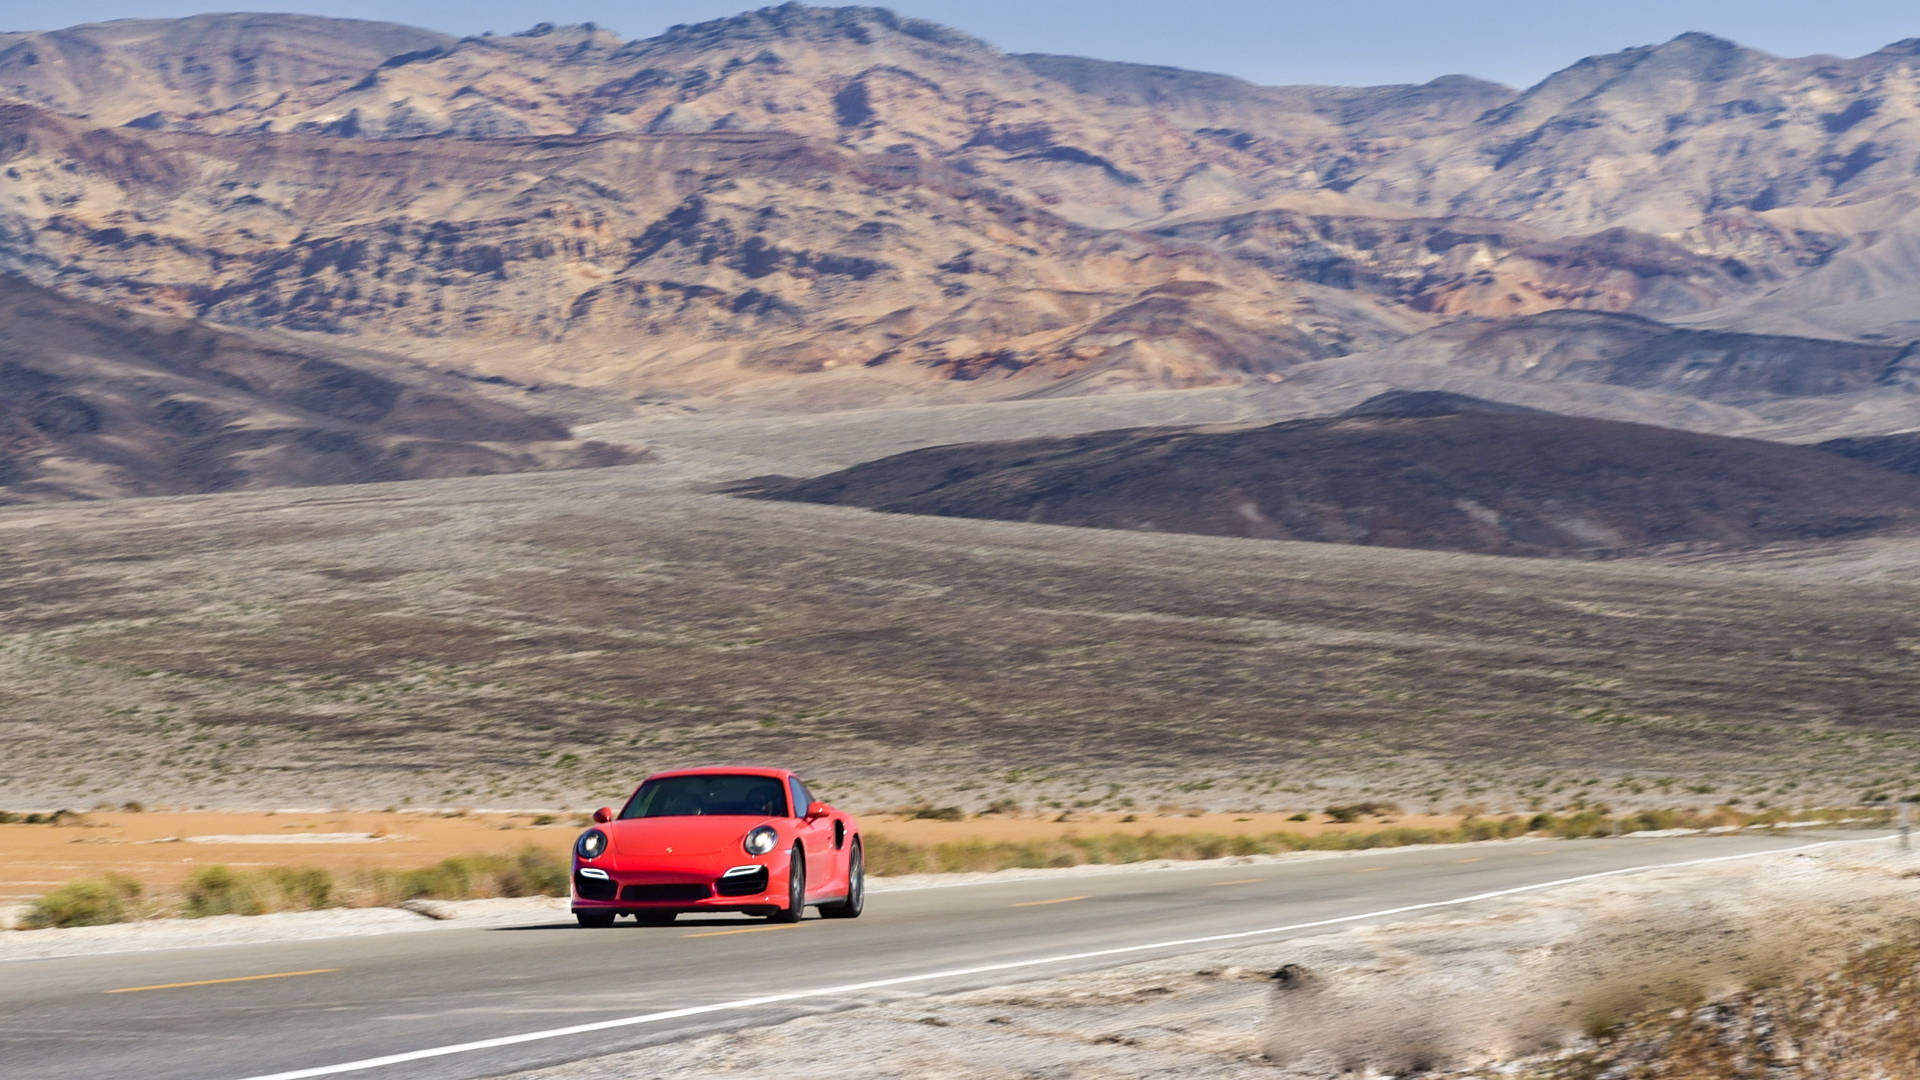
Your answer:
[788,776,833,895]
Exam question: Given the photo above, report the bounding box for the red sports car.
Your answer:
[570,766,864,927]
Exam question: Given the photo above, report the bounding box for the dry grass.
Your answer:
[20,848,570,927]
[863,807,1881,875]
[864,820,1538,875]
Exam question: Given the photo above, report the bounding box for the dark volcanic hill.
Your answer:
[1374,312,1918,402]
[0,276,634,502]
[736,396,1920,557]
[1339,389,1546,418]
[1817,432,1920,477]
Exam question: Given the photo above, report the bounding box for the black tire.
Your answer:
[769,850,806,923]
[575,910,615,928]
[819,840,864,919]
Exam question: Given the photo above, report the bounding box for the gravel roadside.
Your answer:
[499,840,1920,1080]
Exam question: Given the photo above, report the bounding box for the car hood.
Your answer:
[603,815,778,858]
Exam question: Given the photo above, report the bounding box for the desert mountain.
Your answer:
[0,275,633,502]
[0,95,1413,396]
[0,5,1918,420]
[0,14,454,128]
[735,395,1920,557]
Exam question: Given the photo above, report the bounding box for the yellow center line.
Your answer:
[1454,857,1484,864]
[1209,878,1266,887]
[107,968,338,994]
[1354,867,1388,873]
[1010,894,1089,908]
[684,923,806,938]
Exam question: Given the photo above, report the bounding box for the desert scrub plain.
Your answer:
[4,453,1920,812]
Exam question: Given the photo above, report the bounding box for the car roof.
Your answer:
[642,766,793,782]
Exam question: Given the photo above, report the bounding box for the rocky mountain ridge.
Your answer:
[2,5,1919,422]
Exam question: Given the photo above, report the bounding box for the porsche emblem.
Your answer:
[665,847,673,854]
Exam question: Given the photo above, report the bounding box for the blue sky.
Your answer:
[1,1,1915,89]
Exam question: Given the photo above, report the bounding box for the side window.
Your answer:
[788,777,811,818]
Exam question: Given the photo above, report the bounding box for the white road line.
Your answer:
[233,835,1888,1080]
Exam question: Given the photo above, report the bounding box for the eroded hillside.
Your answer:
[0,276,634,501]
[1,5,1919,411]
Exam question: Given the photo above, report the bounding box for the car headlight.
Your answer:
[575,828,608,860]
[743,825,778,856]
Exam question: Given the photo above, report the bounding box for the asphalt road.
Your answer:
[0,830,1887,1080]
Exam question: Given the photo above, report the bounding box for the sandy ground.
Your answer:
[0,809,589,906]
[493,838,1920,1080]
[0,808,1455,908]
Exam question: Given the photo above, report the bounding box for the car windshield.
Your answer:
[619,774,789,819]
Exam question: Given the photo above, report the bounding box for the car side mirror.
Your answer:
[805,801,830,820]
[592,807,613,824]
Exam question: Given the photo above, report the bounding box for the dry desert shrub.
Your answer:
[21,874,143,928]
[183,865,335,917]
[1502,933,1920,1079]
[1263,874,1916,1075]
[857,807,1872,876]
[862,819,1538,875]
[358,849,567,905]
[14,848,572,928]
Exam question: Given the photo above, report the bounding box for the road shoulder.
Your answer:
[497,839,1918,1079]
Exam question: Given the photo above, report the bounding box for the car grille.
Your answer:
[573,873,617,902]
[620,883,711,903]
[714,868,769,896]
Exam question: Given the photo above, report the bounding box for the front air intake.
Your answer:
[573,873,617,902]
[715,868,770,896]
[620,883,711,902]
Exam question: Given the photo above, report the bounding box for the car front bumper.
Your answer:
[571,855,784,913]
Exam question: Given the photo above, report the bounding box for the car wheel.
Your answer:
[769,850,805,923]
[575,910,615,928]
[819,840,864,919]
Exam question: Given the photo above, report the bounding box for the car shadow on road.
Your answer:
[489,916,782,931]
